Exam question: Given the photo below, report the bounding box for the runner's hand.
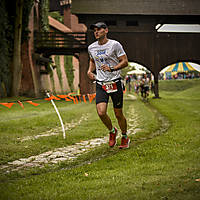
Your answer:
[100,64,111,72]
[88,71,96,81]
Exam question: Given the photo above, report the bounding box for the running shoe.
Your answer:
[119,135,130,149]
[109,127,117,147]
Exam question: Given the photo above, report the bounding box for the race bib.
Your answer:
[102,81,118,93]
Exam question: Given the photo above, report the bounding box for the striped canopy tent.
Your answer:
[165,62,196,73]
[160,62,199,79]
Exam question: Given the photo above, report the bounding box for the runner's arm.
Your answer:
[101,54,128,72]
[87,58,96,81]
[114,54,128,71]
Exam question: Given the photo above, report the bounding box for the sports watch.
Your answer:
[110,66,115,72]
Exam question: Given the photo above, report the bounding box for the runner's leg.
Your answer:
[114,108,130,149]
[96,102,113,130]
[114,108,127,134]
[96,83,113,130]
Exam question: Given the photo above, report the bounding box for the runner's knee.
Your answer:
[114,110,124,120]
[98,110,107,118]
[97,107,107,117]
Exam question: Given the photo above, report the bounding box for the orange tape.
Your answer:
[0,103,15,108]
[45,96,61,101]
[26,101,40,106]
[82,95,87,103]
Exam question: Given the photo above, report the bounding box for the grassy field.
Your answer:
[0,79,200,200]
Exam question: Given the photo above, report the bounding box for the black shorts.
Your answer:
[96,80,124,108]
[144,86,149,92]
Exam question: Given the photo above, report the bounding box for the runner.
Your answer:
[87,22,130,149]
[140,74,150,101]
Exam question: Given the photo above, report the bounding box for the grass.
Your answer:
[0,79,200,200]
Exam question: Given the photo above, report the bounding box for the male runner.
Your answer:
[87,22,130,149]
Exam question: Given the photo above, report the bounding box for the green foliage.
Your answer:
[49,65,55,93]
[54,55,63,90]
[64,56,74,91]
[121,63,135,78]
[49,11,64,23]
[0,0,34,97]
[21,0,34,42]
[0,0,12,97]
[39,0,49,32]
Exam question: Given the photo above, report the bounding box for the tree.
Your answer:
[11,0,34,96]
[0,0,12,97]
[11,0,24,96]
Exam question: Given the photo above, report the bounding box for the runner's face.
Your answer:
[93,27,108,40]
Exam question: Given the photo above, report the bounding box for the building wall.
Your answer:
[20,2,88,96]
[73,56,79,92]
[60,55,71,92]
[71,14,87,32]
[21,3,41,97]
[46,8,87,94]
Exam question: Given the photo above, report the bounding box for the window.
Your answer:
[156,24,200,33]
[126,21,138,26]
[105,20,117,26]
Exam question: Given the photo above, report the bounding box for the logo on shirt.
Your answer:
[96,49,106,56]
[94,49,110,70]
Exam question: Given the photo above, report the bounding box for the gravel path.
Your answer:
[18,114,89,142]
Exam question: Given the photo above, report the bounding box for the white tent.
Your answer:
[129,62,150,73]
[127,69,146,75]
[188,62,200,72]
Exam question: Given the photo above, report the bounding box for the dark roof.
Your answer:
[71,0,200,15]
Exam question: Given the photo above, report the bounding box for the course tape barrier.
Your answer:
[0,93,96,109]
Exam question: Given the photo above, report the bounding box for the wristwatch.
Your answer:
[110,66,115,72]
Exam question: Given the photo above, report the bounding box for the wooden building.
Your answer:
[21,0,87,96]
[71,0,200,97]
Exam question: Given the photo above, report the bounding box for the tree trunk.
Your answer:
[11,0,23,96]
[154,73,160,98]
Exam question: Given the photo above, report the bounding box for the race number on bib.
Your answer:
[102,81,118,93]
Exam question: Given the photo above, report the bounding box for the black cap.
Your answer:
[90,22,108,30]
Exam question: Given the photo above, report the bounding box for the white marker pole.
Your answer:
[46,92,66,139]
